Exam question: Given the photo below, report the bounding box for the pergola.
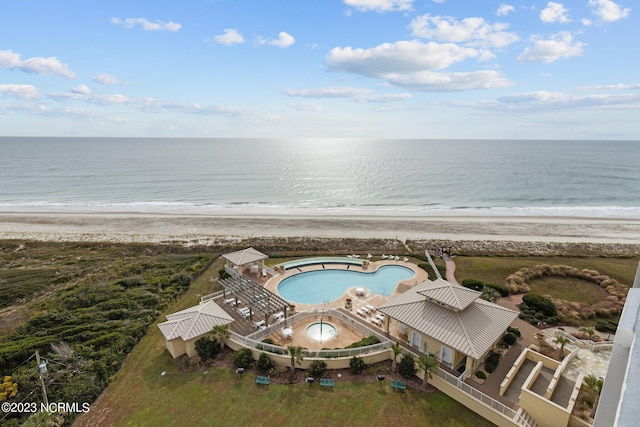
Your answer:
[219,275,290,325]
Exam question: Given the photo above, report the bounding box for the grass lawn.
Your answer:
[527,276,607,304]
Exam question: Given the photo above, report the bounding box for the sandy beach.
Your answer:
[2,212,640,247]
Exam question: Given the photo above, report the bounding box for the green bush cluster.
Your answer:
[507,326,521,337]
[485,352,500,373]
[195,337,221,361]
[461,279,509,296]
[307,360,327,377]
[232,348,255,368]
[344,335,380,349]
[503,332,518,346]
[475,371,487,379]
[398,354,417,378]
[256,353,278,374]
[349,356,366,374]
[595,321,618,333]
[521,294,557,317]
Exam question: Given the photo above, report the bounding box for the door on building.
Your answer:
[441,346,453,366]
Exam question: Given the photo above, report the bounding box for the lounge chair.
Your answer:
[356,308,366,317]
[403,257,409,262]
[365,304,375,312]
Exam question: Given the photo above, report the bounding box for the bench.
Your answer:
[256,375,270,386]
[320,378,334,388]
[391,380,406,391]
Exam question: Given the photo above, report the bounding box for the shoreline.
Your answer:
[2,211,640,247]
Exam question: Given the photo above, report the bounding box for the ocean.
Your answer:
[1,137,639,218]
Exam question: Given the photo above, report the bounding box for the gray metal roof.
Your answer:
[378,279,518,359]
[222,247,268,266]
[157,300,234,341]
[417,278,480,311]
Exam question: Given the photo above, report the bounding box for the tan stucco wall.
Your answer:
[520,389,570,427]
[166,339,186,358]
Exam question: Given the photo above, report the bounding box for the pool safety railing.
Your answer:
[277,257,365,271]
[237,310,391,359]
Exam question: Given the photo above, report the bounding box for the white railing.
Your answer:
[224,264,241,278]
[553,329,614,351]
[200,290,225,303]
[437,368,517,419]
[239,310,392,359]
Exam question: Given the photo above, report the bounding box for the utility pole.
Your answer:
[35,350,49,407]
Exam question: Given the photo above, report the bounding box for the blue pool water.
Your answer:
[277,265,415,304]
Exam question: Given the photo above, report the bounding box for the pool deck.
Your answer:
[264,260,427,313]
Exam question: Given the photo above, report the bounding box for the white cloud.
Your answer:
[497,4,515,16]
[269,32,295,48]
[577,83,640,91]
[289,102,323,111]
[110,17,181,32]
[71,84,91,95]
[0,84,41,100]
[540,2,571,23]
[282,86,411,103]
[409,14,519,48]
[326,40,480,76]
[493,90,640,111]
[588,0,631,22]
[0,49,76,78]
[94,73,124,85]
[209,29,245,45]
[283,86,374,99]
[385,70,513,91]
[517,32,585,63]
[344,0,413,13]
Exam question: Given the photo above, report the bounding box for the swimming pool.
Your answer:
[277,265,415,304]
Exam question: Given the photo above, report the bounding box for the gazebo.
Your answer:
[222,247,269,276]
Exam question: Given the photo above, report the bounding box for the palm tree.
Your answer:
[554,334,570,359]
[584,374,604,417]
[417,355,438,388]
[211,324,230,348]
[286,345,304,371]
[391,342,402,373]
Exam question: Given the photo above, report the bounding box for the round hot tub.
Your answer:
[306,322,337,341]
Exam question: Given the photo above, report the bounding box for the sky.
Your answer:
[0,0,637,139]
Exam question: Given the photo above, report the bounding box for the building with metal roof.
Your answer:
[222,247,269,267]
[378,278,518,375]
[158,300,234,358]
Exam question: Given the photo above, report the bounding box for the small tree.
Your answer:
[307,360,327,378]
[554,334,570,359]
[286,345,304,371]
[211,324,230,348]
[232,348,254,368]
[195,337,221,361]
[349,356,366,374]
[391,342,402,373]
[584,374,604,417]
[417,355,438,388]
[397,354,417,379]
[256,353,277,374]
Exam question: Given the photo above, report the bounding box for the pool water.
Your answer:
[306,322,337,341]
[277,265,415,304]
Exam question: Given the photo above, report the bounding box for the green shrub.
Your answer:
[530,318,539,325]
[595,321,618,333]
[461,279,484,292]
[507,326,521,337]
[345,335,380,349]
[519,313,528,320]
[545,317,558,326]
[398,354,417,379]
[485,362,496,373]
[218,267,231,280]
[522,294,557,317]
[503,332,518,346]
[487,352,501,366]
[475,371,487,379]
[534,312,545,320]
[232,348,254,368]
[349,356,366,374]
[485,282,509,297]
[307,360,327,378]
[256,353,277,374]
[194,337,221,361]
